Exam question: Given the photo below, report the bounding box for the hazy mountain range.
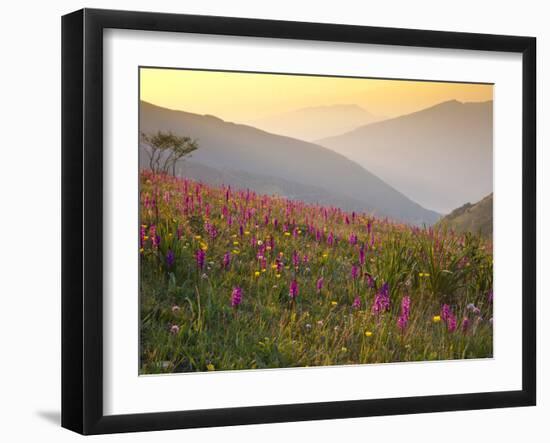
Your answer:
[140,101,440,225]
[246,104,384,141]
[318,100,493,213]
[437,193,493,237]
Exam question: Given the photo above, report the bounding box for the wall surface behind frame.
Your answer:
[0,0,545,441]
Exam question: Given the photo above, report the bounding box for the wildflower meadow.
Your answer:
[139,170,493,374]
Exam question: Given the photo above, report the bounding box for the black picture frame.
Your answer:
[62,8,536,435]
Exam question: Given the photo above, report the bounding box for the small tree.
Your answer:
[140,131,198,175]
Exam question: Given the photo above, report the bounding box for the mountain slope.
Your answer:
[140,101,439,225]
[318,100,493,213]
[246,104,384,141]
[437,193,493,237]
[174,160,379,212]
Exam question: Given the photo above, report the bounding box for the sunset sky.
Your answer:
[140,67,493,123]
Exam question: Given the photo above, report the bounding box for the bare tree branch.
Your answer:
[140,131,199,175]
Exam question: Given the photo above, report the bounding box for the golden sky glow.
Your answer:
[140,67,493,122]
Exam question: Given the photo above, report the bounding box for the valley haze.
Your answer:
[247,104,385,141]
[140,101,441,226]
[319,100,493,214]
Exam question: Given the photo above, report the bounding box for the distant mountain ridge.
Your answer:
[437,193,493,237]
[247,104,384,141]
[318,100,493,213]
[140,101,440,225]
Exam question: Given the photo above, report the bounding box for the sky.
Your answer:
[140,67,493,123]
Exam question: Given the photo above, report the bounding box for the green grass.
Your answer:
[139,171,493,374]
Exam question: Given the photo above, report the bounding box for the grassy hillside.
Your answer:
[139,171,493,374]
[437,193,493,238]
[172,160,374,211]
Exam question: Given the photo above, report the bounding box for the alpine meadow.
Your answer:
[139,68,494,374]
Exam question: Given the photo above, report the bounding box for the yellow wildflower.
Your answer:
[331,301,338,306]
[233,241,239,246]
[322,252,329,258]
[365,330,373,337]
[433,315,441,323]
[200,242,208,251]
[284,232,291,236]
[275,274,281,278]
[244,231,251,235]
[254,271,261,277]
[232,249,240,255]
[194,235,201,240]
[206,363,215,371]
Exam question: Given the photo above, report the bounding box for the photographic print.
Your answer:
[138,68,494,374]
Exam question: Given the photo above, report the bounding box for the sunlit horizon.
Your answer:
[140,67,493,125]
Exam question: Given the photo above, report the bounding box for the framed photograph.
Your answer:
[62,8,536,435]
